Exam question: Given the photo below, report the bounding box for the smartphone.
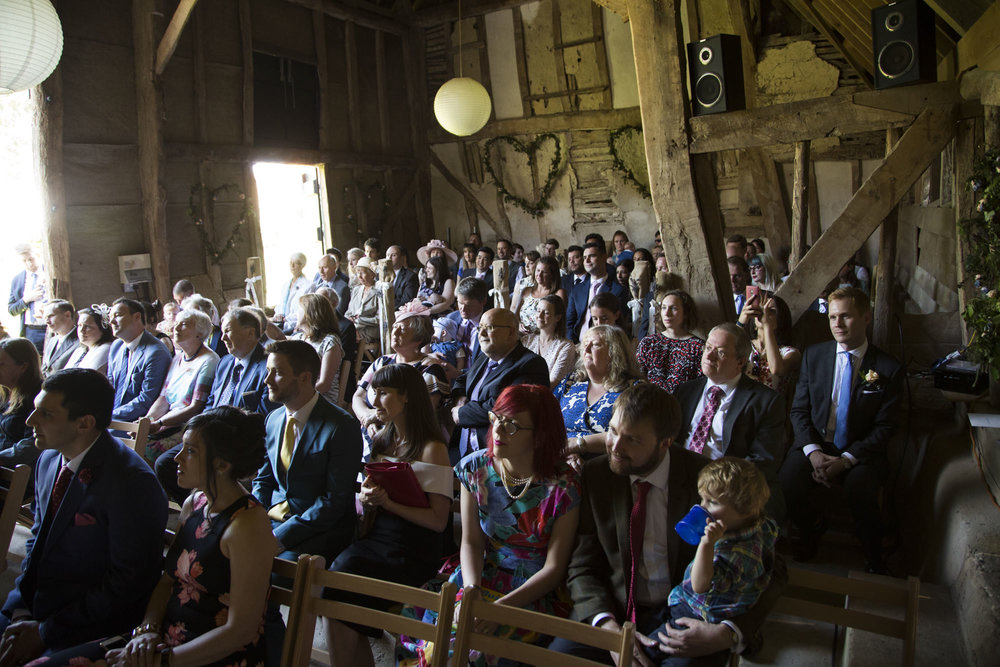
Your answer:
[745,285,760,304]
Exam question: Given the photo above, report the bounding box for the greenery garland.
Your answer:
[186,183,256,264]
[482,133,563,217]
[609,124,650,199]
[959,147,1000,378]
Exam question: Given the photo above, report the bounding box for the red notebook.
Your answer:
[364,460,429,508]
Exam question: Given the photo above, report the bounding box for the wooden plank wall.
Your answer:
[53,0,417,308]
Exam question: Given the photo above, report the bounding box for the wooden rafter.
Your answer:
[775,104,959,319]
[785,0,874,89]
[429,150,509,239]
[285,0,407,35]
[415,0,537,27]
[165,143,416,169]
[154,0,198,76]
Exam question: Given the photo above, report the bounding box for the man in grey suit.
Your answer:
[40,300,80,376]
[310,254,350,318]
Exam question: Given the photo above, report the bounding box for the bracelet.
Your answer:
[132,622,159,638]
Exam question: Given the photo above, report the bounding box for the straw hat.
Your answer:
[355,257,378,277]
[416,239,458,265]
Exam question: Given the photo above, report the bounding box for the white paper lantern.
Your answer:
[434,77,492,137]
[0,0,64,94]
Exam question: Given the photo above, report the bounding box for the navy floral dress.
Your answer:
[554,376,629,440]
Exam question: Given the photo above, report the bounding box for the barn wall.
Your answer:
[53,0,419,310]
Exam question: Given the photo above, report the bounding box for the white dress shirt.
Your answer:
[803,339,868,463]
[684,375,742,460]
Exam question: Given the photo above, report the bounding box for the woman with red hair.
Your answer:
[450,383,580,662]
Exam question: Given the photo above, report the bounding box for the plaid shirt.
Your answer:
[667,516,778,622]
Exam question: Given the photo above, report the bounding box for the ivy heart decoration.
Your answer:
[609,125,650,199]
[483,133,563,217]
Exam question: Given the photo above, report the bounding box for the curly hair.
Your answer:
[487,384,567,480]
[697,457,770,518]
[572,324,639,392]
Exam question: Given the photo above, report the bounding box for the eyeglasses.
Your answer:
[479,324,513,334]
[488,412,533,436]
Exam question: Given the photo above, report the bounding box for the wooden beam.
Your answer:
[775,105,959,319]
[375,31,388,152]
[954,117,982,343]
[154,0,198,76]
[415,0,537,27]
[924,0,980,37]
[687,82,967,154]
[36,68,71,302]
[627,0,728,324]
[429,150,509,240]
[284,0,407,35]
[872,128,902,348]
[345,21,362,152]
[313,10,330,151]
[164,142,417,168]
[789,140,810,270]
[956,0,1000,73]
[192,3,207,144]
[511,7,532,118]
[403,27,436,242]
[429,106,643,144]
[591,2,613,110]
[133,0,171,300]
[785,0,873,88]
[239,0,253,146]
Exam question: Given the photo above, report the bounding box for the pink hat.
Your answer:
[417,239,458,266]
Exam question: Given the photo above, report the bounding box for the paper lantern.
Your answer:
[434,77,492,137]
[0,0,64,94]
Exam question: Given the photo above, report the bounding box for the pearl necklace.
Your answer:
[498,463,533,500]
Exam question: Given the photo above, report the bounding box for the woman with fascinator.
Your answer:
[64,305,116,376]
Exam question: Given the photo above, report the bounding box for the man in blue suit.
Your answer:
[8,244,48,352]
[253,340,362,665]
[155,307,276,503]
[565,240,630,343]
[252,339,362,561]
[106,298,171,422]
[0,369,167,659]
[310,254,351,318]
[443,277,489,367]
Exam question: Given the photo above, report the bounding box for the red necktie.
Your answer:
[687,386,725,454]
[50,465,74,515]
[627,480,652,623]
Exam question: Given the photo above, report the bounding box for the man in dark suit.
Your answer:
[106,298,171,422]
[780,287,903,572]
[155,307,276,504]
[443,277,489,366]
[40,300,80,376]
[566,240,630,343]
[310,254,351,318]
[8,244,48,352]
[0,369,167,659]
[728,257,751,316]
[386,245,419,307]
[252,339,362,561]
[673,323,786,480]
[450,308,548,461]
[554,383,784,665]
[561,244,586,295]
[459,247,494,284]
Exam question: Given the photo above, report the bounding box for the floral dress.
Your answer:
[747,345,799,396]
[518,293,542,334]
[161,493,266,666]
[554,376,630,440]
[635,334,704,394]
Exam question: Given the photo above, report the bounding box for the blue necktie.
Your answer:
[461,360,499,456]
[834,351,852,450]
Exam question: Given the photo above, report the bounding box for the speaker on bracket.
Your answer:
[687,34,745,117]
[872,0,936,90]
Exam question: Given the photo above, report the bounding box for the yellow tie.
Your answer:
[267,416,297,522]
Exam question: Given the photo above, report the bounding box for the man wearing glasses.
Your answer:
[449,308,548,462]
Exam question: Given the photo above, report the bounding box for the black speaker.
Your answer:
[872,0,936,89]
[687,34,745,116]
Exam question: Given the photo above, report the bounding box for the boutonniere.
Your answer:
[861,370,883,392]
[77,468,93,485]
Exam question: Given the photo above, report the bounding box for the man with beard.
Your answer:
[552,383,783,666]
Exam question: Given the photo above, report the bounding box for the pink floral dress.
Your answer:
[161,492,266,666]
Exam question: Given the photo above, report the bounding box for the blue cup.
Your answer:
[674,504,714,545]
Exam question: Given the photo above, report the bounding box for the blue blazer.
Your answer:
[1,431,167,648]
[252,395,362,559]
[107,331,172,421]
[565,275,631,343]
[205,343,276,414]
[8,271,33,336]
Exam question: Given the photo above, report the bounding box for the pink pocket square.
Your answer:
[74,513,97,526]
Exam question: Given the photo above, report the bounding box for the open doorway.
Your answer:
[251,162,329,311]
[0,90,45,337]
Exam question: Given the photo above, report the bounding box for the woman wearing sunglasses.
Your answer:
[447,384,580,663]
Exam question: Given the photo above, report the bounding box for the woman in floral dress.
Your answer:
[635,289,704,394]
[37,407,276,667]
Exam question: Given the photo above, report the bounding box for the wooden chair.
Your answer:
[109,417,152,463]
[336,358,351,407]
[0,465,31,569]
[452,586,635,666]
[285,557,457,667]
[354,340,380,383]
[770,566,920,667]
[271,554,319,667]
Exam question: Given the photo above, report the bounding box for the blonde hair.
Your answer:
[572,324,640,392]
[697,457,770,518]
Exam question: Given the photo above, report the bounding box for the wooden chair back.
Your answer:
[109,417,151,462]
[774,566,920,666]
[0,465,31,569]
[285,557,457,667]
[354,340,380,383]
[271,554,318,667]
[336,358,351,407]
[452,587,635,666]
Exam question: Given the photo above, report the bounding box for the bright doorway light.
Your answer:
[251,162,328,311]
[0,90,44,337]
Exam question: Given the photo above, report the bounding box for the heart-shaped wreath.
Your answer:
[483,133,563,217]
[609,125,650,199]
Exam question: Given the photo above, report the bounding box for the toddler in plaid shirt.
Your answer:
[655,457,777,658]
